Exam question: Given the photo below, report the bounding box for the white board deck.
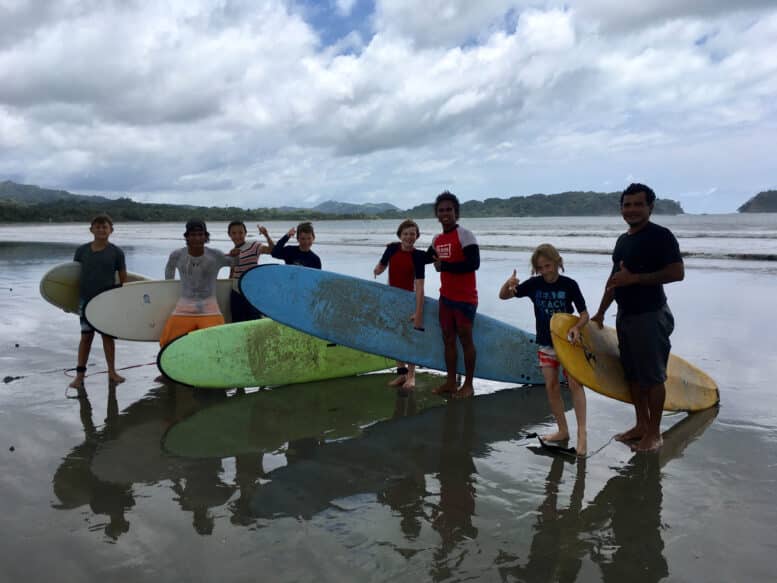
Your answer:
[40,261,149,314]
[85,279,233,341]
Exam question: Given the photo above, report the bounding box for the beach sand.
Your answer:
[1,232,776,582]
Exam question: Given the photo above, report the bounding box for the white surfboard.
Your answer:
[84,279,233,341]
[39,261,149,314]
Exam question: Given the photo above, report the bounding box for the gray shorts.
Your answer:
[616,304,674,388]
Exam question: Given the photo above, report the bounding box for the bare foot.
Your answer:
[68,375,85,389]
[542,430,570,442]
[432,382,458,396]
[632,435,663,452]
[452,384,474,399]
[108,372,126,384]
[388,375,407,387]
[615,426,644,442]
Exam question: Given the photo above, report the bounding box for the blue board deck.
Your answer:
[240,264,544,385]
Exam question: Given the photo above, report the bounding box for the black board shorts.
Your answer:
[230,289,264,322]
[616,304,674,388]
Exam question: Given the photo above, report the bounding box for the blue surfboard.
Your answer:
[240,264,544,385]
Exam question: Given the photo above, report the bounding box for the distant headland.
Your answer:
[0,179,689,223]
[738,190,777,213]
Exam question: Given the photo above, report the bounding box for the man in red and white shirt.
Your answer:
[427,191,480,398]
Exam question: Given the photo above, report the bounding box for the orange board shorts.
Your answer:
[159,314,225,347]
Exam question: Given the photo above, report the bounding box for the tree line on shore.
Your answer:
[1,180,688,223]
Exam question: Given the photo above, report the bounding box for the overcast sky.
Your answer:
[1,1,775,213]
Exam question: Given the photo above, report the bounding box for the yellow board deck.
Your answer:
[550,313,719,412]
[40,261,149,314]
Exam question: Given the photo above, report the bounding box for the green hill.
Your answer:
[0,180,112,205]
[0,180,685,223]
[738,190,777,213]
[313,200,400,215]
[383,191,684,218]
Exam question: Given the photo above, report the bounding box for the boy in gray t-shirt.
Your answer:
[70,214,127,389]
[159,219,234,347]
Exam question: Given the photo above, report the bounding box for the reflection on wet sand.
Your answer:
[249,387,552,520]
[162,373,444,459]
[429,400,478,581]
[51,371,718,580]
[52,382,235,538]
[51,374,448,538]
[586,406,719,582]
[497,406,719,583]
[51,382,133,540]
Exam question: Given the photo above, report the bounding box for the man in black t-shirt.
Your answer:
[591,183,684,452]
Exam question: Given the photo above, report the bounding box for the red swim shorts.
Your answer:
[438,297,477,336]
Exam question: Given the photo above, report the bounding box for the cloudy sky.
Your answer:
[1,1,775,213]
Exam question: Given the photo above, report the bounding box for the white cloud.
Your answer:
[335,0,357,17]
[573,0,777,32]
[372,0,520,47]
[0,1,775,212]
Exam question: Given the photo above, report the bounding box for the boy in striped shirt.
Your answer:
[227,221,274,322]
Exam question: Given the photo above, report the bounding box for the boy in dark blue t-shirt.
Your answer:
[270,221,321,269]
[499,243,589,455]
[70,214,127,389]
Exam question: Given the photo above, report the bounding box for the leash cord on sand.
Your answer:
[582,435,616,459]
[61,362,157,399]
[1,361,157,386]
[521,432,616,460]
[62,361,156,379]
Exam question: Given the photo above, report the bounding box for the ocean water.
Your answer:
[1,215,776,582]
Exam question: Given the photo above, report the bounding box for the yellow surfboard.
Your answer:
[550,313,719,412]
[40,261,149,314]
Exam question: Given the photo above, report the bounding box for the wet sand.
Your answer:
[1,227,776,582]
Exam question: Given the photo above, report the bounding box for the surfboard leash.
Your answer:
[1,361,157,386]
[522,431,616,461]
[62,361,157,378]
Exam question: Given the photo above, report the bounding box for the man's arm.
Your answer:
[591,287,615,328]
[220,251,237,268]
[439,245,480,273]
[424,245,436,264]
[164,252,177,279]
[607,260,684,290]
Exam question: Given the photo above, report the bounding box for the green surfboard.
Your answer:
[163,373,445,458]
[157,318,394,388]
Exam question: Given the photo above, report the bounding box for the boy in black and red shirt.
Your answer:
[373,219,427,390]
[427,191,479,399]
